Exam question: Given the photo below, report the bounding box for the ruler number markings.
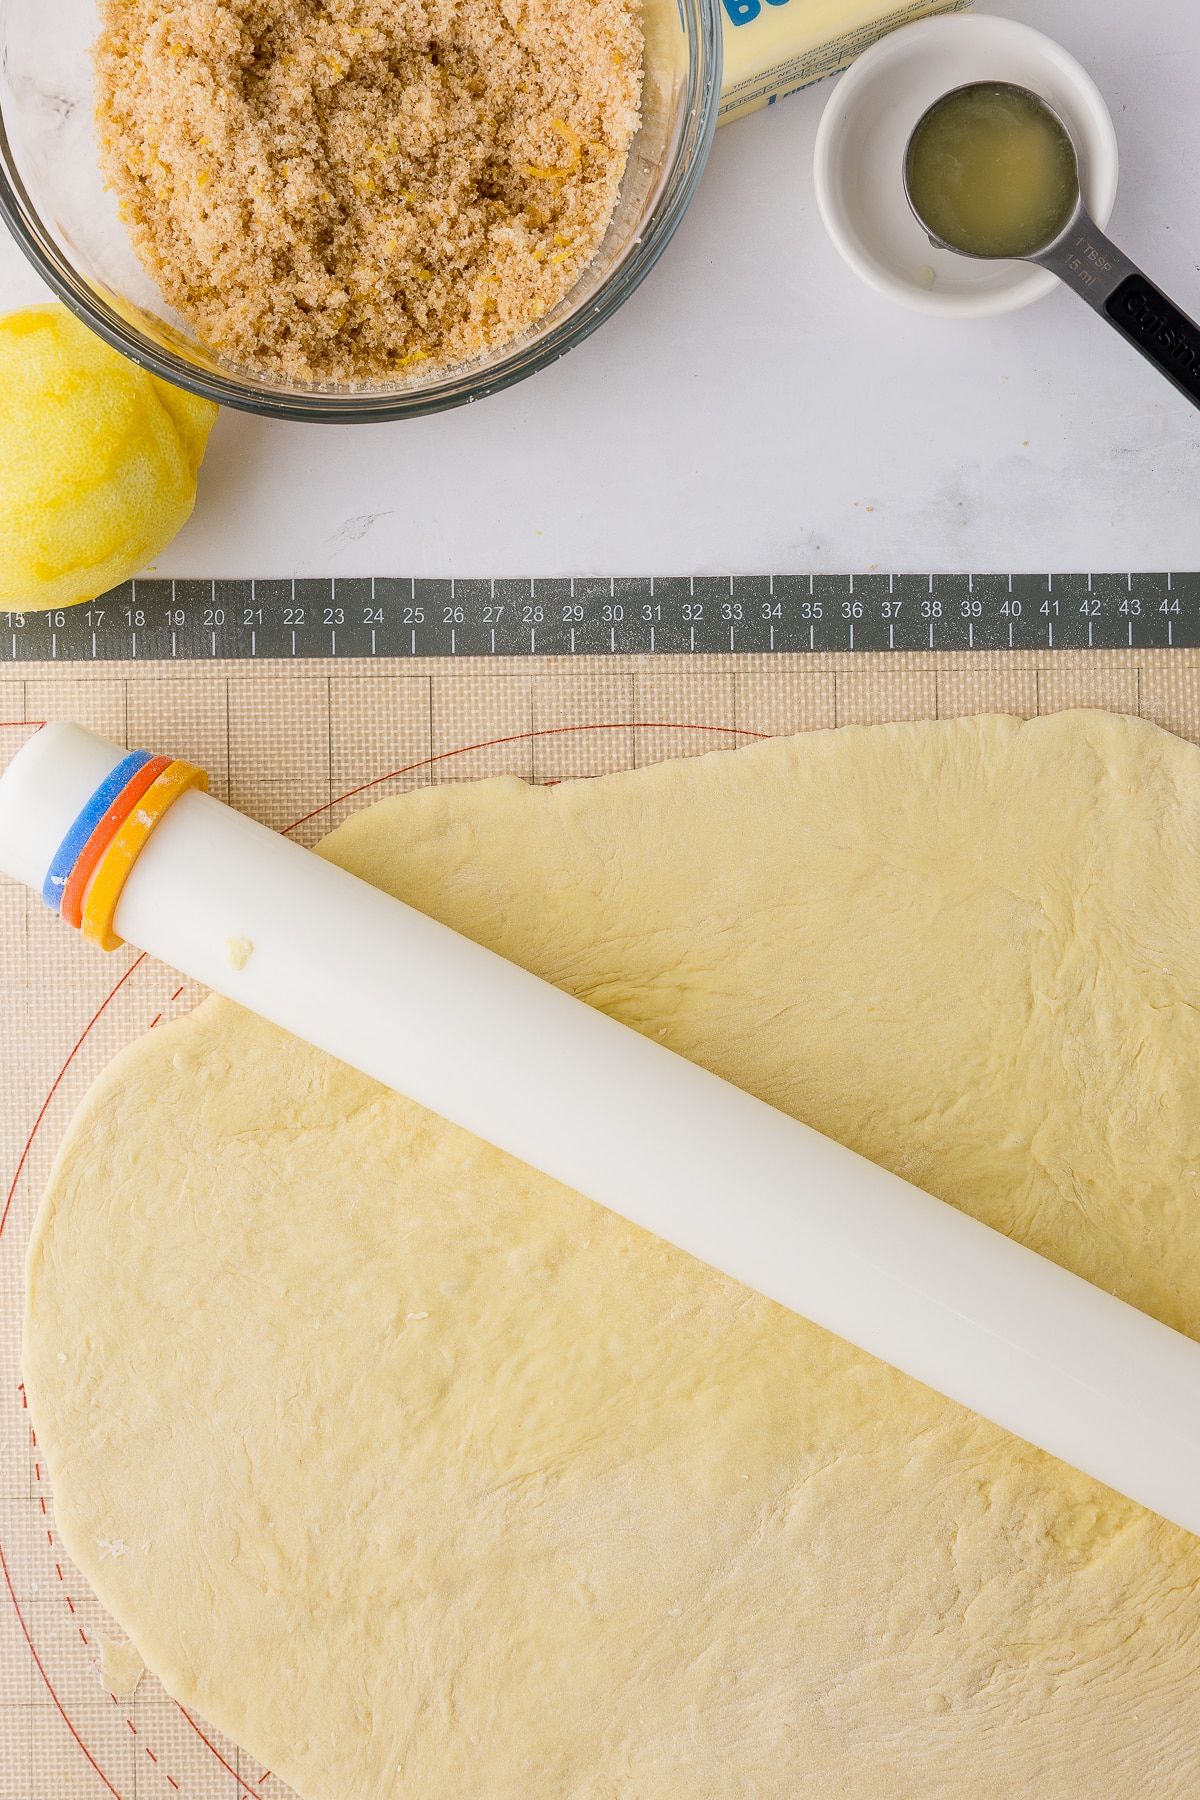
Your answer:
[2,573,1196,660]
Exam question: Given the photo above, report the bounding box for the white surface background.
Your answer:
[1,0,1196,578]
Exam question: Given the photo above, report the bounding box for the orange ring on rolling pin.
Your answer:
[59,755,172,929]
[80,761,209,951]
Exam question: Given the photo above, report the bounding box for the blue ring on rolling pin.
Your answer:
[41,749,155,911]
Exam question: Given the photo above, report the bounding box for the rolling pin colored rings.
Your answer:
[59,755,174,930]
[41,748,154,910]
[80,760,209,951]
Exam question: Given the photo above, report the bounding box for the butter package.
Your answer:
[719,0,972,123]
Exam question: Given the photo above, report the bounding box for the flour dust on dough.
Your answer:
[25,710,1200,1800]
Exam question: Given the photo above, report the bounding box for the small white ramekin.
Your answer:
[812,13,1119,318]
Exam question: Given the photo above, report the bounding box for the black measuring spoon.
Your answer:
[904,80,1200,413]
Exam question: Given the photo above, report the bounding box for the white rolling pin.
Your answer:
[3,720,1200,1534]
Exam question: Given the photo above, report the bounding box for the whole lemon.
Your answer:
[0,304,219,612]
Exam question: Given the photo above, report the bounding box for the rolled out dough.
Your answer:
[25,710,1200,1800]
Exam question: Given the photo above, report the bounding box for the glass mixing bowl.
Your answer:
[0,0,720,422]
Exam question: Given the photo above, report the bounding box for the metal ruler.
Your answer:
[4,572,1197,662]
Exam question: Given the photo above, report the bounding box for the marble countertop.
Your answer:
[2,0,1196,579]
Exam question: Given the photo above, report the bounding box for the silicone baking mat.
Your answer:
[4,646,1200,1800]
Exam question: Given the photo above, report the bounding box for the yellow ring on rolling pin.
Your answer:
[81,760,208,951]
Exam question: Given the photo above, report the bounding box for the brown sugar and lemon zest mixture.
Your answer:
[94,0,642,381]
